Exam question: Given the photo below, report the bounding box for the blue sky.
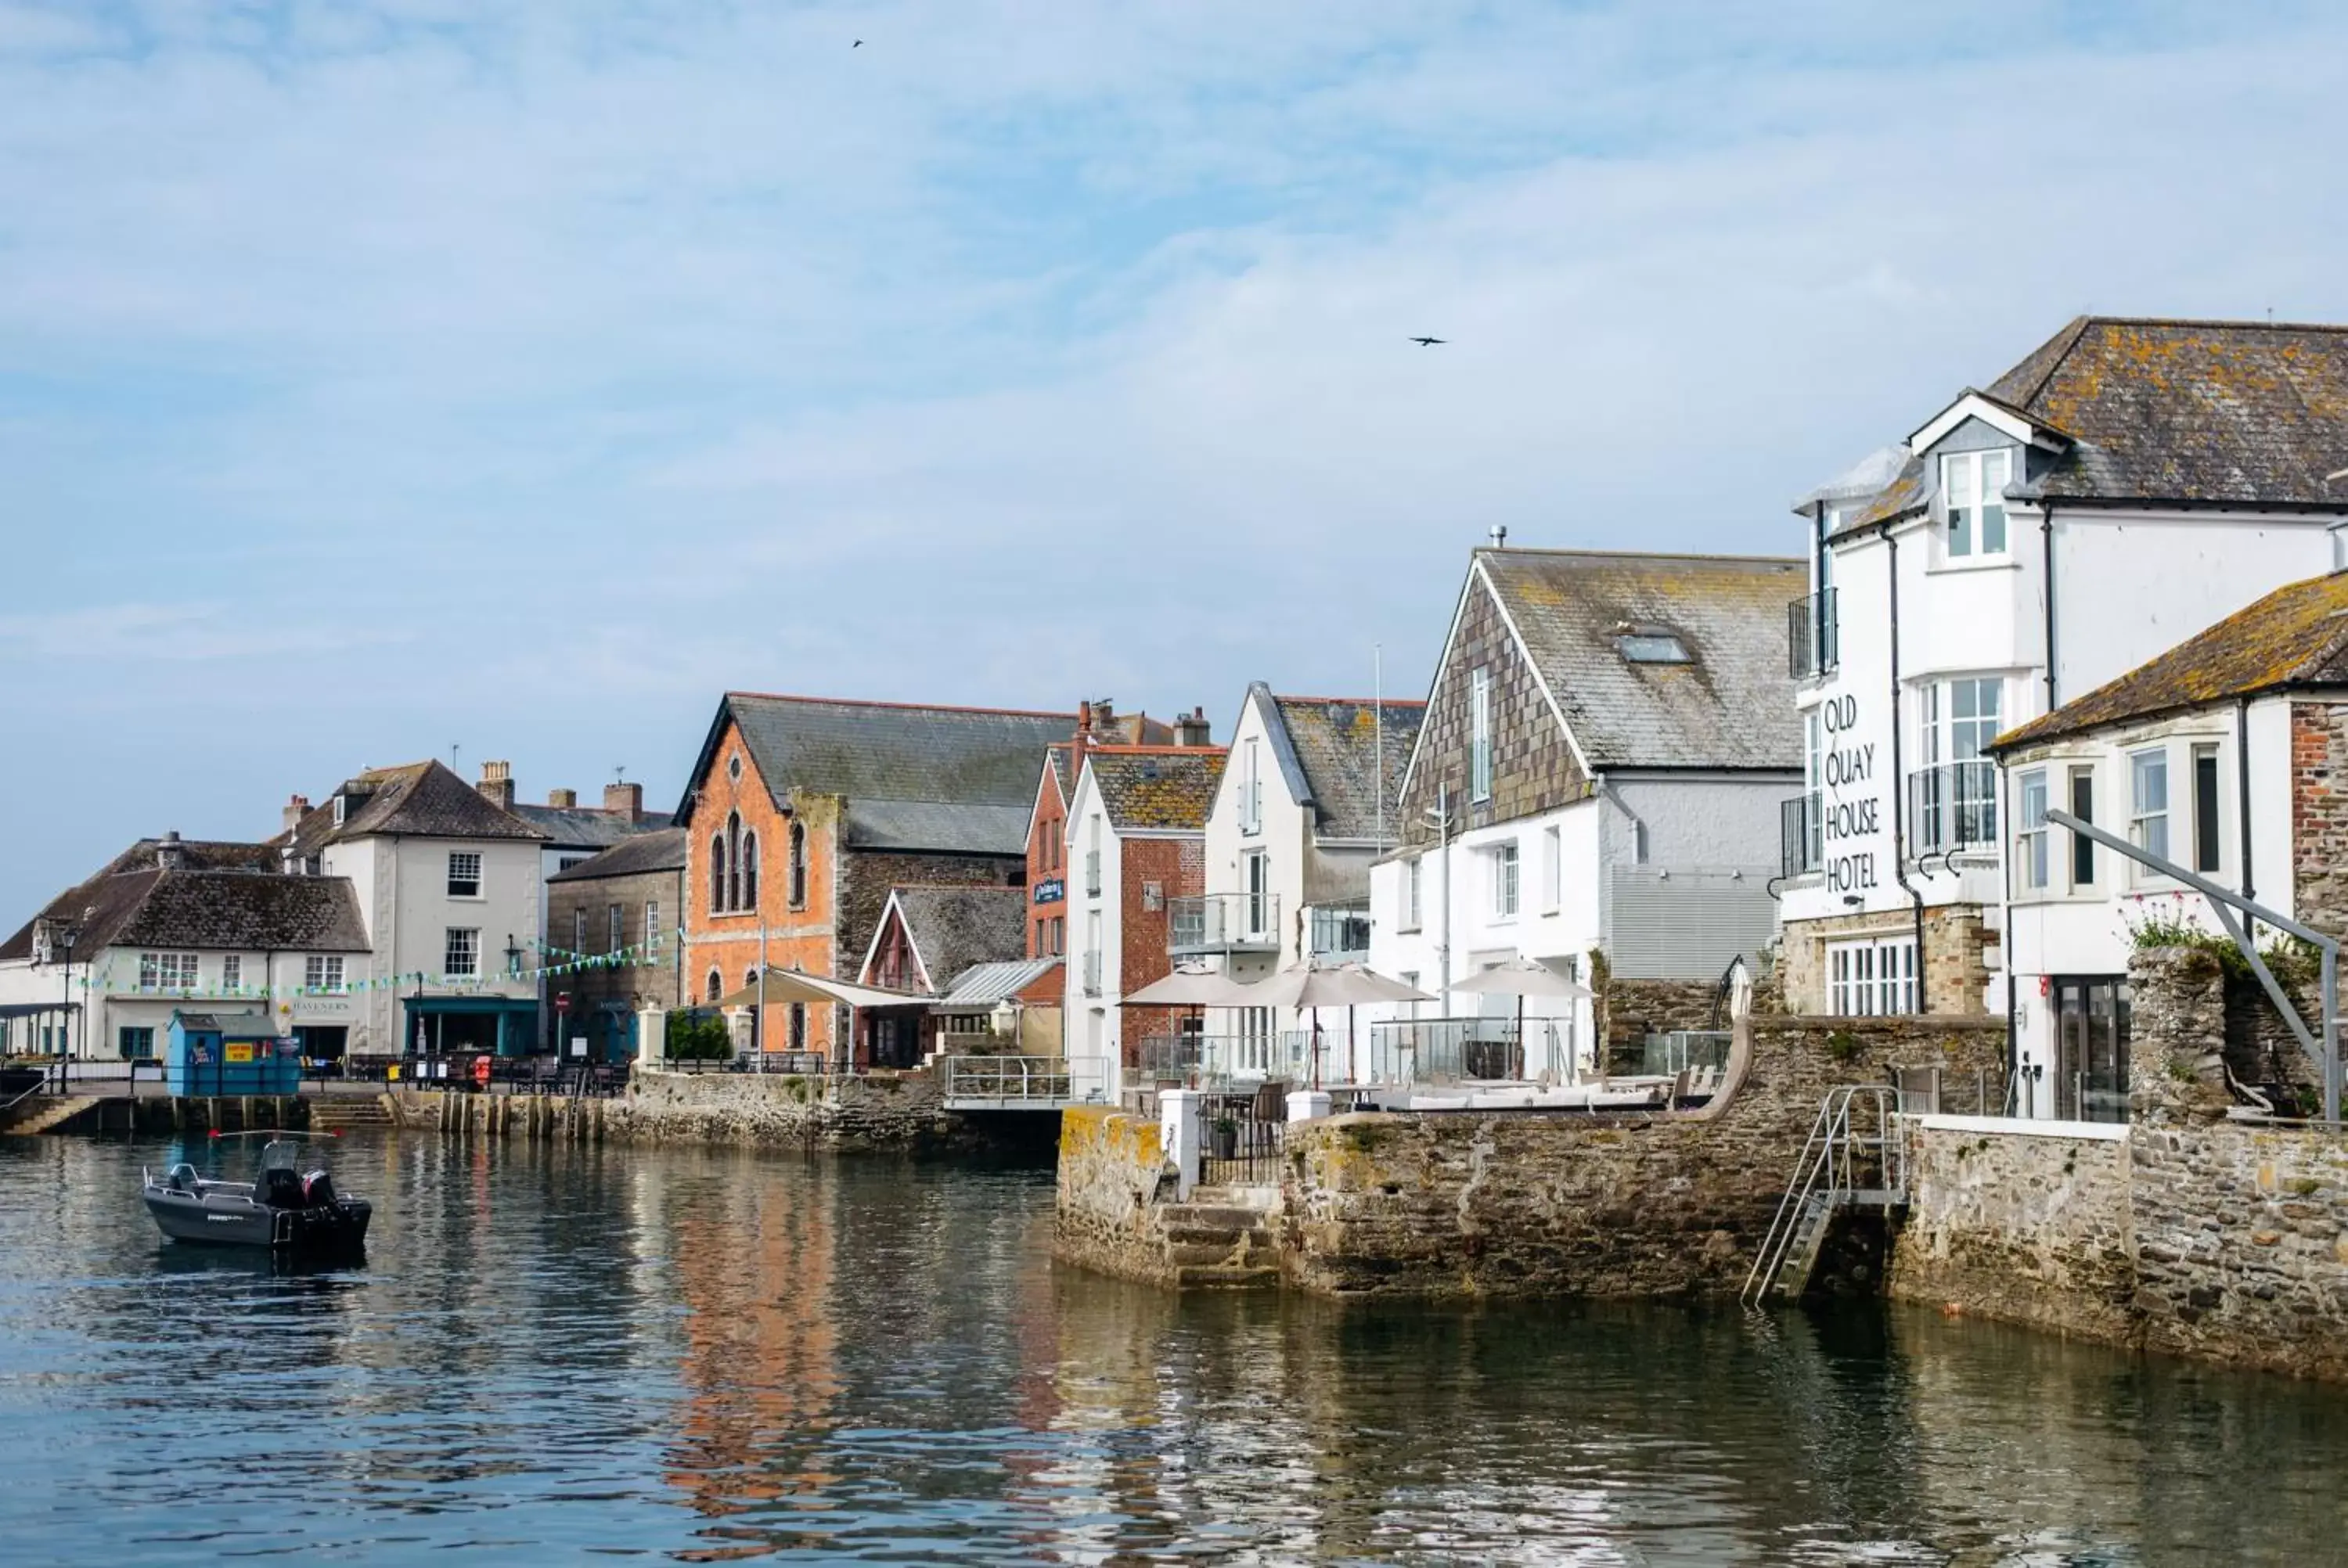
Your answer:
[4,0,2347,916]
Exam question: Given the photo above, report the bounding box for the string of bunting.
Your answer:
[67,925,692,997]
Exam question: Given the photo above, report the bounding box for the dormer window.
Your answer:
[331,794,347,827]
[1942,448,2012,558]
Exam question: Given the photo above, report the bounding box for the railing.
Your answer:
[1363,1016,1571,1087]
[1910,762,1997,854]
[1135,1031,1306,1088]
[1788,588,1838,679]
[1781,794,1820,878]
[935,1030,1010,1057]
[942,1055,1106,1105]
[1741,1085,1904,1306]
[1167,892,1281,955]
[1308,904,1371,962]
[1081,951,1103,997]
[1200,1088,1284,1186]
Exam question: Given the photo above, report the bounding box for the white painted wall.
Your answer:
[324,834,540,1055]
[0,948,375,1059]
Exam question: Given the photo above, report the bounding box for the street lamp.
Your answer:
[46,918,81,1095]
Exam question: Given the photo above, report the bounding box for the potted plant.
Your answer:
[1211,1114,1240,1159]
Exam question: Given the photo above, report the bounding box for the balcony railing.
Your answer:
[1081,951,1104,998]
[1781,794,1821,878]
[1167,892,1281,955]
[1363,1016,1572,1087]
[1084,849,1102,897]
[1910,762,1997,854]
[1788,588,1838,680]
[1136,1030,1311,1088]
[1309,904,1370,961]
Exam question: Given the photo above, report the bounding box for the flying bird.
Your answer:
[1410,336,1446,347]
[853,38,862,46]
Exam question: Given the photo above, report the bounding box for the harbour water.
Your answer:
[1,1131,2343,1564]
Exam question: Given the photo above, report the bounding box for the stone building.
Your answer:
[544,826,687,1063]
[1991,570,2348,1120]
[1779,316,2348,1020]
[672,692,1076,1066]
[1366,547,1799,1081]
[1062,743,1227,1096]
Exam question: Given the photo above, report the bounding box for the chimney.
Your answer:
[477,760,516,811]
[548,787,578,809]
[603,781,643,822]
[156,830,185,872]
[283,794,310,833]
[1175,706,1211,747]
[1489,524,1509,548]
[1093,697,1115,731]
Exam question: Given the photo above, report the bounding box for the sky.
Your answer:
[4,0,2348,918]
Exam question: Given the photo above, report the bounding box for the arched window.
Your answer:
[704,968,721,1005]
[741,830,759,910]
[708,834,726,915]
[725,811,743,912]
[788,821,808,908]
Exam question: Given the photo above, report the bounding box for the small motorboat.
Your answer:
[142,1132,371,1254]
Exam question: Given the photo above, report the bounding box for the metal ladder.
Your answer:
[1741,1085,1906,1306]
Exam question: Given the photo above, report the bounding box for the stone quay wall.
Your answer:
[1053,1105,1178,1286]
[1277,1016,2006,1298]
[607,1067,975,1153]
[1888,1118,2138,1343]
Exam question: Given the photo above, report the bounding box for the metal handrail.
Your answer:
[941,1055,1106,1103]
[1741,1084,1903,1305]
[1,1077,51,1113]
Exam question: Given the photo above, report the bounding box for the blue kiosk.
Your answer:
[167,1011,301,1095]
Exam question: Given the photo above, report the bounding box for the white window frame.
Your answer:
[1403,856,1422,931]
[2016,768,2050,893]
[1941,447,2012,559]
[220,955,242,991]
[1828,937,1918,1016]
[573,908,587,956]
[1541,825,1561,912]
[1244,850,1272,939]
[1491,840,1520,919]
[608,903,624,954]
[1470,667,1493,803]
[1238,739,1262,836]
[304,955,346,992]
[447,851,484,898]
[139,952,199,991]
[2130,746,2170,872]
[646,901,661,955]
[444,927,480,980]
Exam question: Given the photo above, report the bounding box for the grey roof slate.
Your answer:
[546,827,689,883]
[1262,692,1427,842]
[933,956,1062,1009]
[1088,748,1226,833]
[880,885,1029,991]
[0,861,369,962]
[512,803,676,851]
[686,695,1075,856]
[283,760,547,851]
[1476,549,1806,772]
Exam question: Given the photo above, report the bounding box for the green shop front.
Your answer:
[401,995,541,1058]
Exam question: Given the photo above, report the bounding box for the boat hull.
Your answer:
[143,1189,372,1253]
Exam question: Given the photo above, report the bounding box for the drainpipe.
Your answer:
[2041,504,2059,710]
[1883,526,1930,1012]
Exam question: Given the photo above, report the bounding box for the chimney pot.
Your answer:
[548,787,577,809]
[603,781,643,822]
[1175,707,1212,748]
[476,761,517,811]
[283,793,311,833]
[157,830,185,871]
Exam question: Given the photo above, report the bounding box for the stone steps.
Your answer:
[4,1095,102,1135]
[1157,1193,1278,1289]
[1173,1264,1280,1289]
[310,1095,398,1131]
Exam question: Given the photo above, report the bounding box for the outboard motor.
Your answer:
[302,1171,337,1209]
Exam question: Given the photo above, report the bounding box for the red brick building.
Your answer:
[673,693,1075,1067]
[1025,700,1208,965]
[1060,742,1226,1093]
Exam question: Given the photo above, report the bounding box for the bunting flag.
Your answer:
[74,923,693,1000]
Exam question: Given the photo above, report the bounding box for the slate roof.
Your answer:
[1044,743,1075,802]
[1995,571,2348,751]
[1088,747,1226,833]
[1830,316,2348,538]
[1259,691,1428,843]
[0,858,369,962]
[92,839,279,879]
[871,885,1029,991]
[1475,549,1806,772]
[546,827,689,883]
[512,802,676,852]
[283,761,547,851]
[175,1012,282,1038]
[684,694,1076,856]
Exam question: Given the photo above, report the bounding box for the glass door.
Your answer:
[2053,976,2131,1123]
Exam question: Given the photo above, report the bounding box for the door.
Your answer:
[2053,976,2130,1123]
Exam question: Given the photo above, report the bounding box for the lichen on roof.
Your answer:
[1087,748,1226,832]
[1995,570,2348,751]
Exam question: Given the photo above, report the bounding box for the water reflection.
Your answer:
[0,1132,2343,1564]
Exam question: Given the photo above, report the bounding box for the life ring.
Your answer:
[472,1055,492,1088]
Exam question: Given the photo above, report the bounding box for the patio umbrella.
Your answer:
[711,969,928,1011]
[1445,958,1594,1082]
[1244,960,1435,1089]
[1119,968,1259,1007]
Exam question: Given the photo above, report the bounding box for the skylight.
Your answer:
[1618,632,1691,664]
